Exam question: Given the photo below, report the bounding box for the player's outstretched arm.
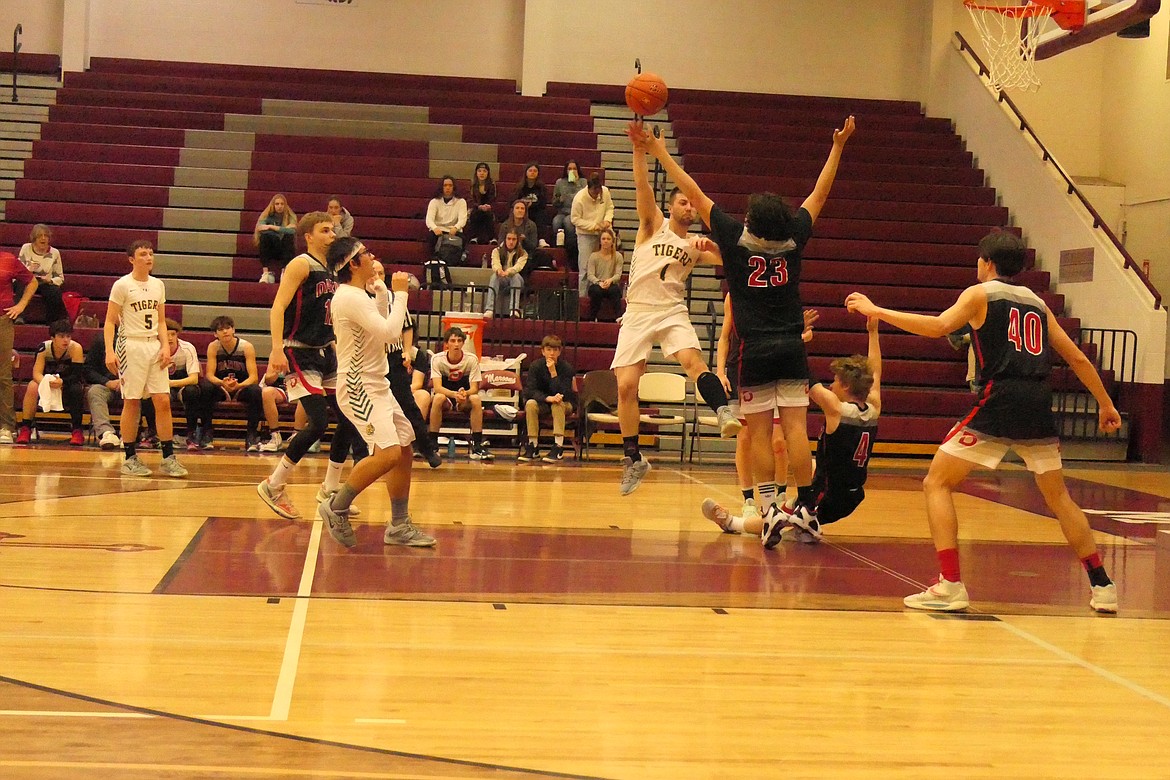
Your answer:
[632,122,715,228]
[801,115,855,223]
[846,285,983,340]
[626,122,663,240]
[866,315,882,412]
[1046,310,1122,433]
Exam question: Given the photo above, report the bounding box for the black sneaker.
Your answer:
[469,443,494,461]
[541,444,564,463]
[518,442,537,462]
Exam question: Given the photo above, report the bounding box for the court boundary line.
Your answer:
[270,520,322,721]
[153,517,212,594]
[0,675,613,780]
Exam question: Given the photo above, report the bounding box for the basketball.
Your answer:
[625,72,668,116]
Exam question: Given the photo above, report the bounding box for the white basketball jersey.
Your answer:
[625,221,698,313]
[109,274,165,339]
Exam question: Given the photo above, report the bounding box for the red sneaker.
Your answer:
[70,429,85,446]
[14,427,32,445]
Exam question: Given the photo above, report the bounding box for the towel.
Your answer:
[38,375,64,412]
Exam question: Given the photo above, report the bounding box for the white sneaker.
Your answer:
[700,498,737,533]
[904,577,970,612]
[259,271,275,284]
[384,518,437,547]
[740,499,761,525]
[1090,583,1118,614]
[315,486,361,517]
[0,428,12,445]
[258,431,283,452]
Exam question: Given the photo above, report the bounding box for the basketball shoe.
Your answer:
[542,444,565,463]
[120,456,152,477]
[903,577,970,611]
[258,432,283,452]
[1090,583,1118,614]
[99,430,121,450]
[69,429,85,446]
[700,498,738,534]
[518,442,537,462]
[716,406,742,438]
[159,456,188,478]
[384,518,437,547]
[788,503,823,542]
[318,497,356,548]
[315,486,360,517]
[619,456,651,496]
[257,478,300,519]
[740,499,761,525]
[760,503,792,550]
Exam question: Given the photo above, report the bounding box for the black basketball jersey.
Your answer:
[212,337,248,381]
[710,204,813,340]
[973,280,1050,383]
[817,400,878,490]
[39,340,80,384]
[283,254,337,347]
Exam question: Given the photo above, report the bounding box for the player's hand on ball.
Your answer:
[390,272,410,293]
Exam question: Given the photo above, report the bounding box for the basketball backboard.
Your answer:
[1034,0,1161,59]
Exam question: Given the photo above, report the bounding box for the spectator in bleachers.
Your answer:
[159,318,203,450]
[409,345,434,434]
[429,326,493,461]
[570,172,614,296]
[513,163,550,238]
[84,327,155,450]
[424,175,468,286]
[204,315,264,451]
[326,197,355,239]
[17,224,66,325]
[466,162,498,245]
[254,194,298,284]
[485,228,528,319]
[518,334,576,463]
[15,318,84,445]
[497,200,539,257]
[0,251,36,444]
[552,160,586,263]
[584,228,624,322]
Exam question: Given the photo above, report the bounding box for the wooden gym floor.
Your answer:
[0,444,1168,779]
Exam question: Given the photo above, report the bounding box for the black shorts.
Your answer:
[285,346,337,399]
[964,377,1055,441]
[737,333,808,389]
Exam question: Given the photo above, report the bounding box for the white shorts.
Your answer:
[739,380,809,415]
[339,385,415,452]
[938,424,1063,474]
[117,338,170,399]
[610,308,701,369]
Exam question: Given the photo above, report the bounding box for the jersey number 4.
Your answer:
[746,256,789,288]
[1006,307,1043,356]
[853,432,871,468]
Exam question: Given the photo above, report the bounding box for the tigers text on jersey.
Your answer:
[624,220,699,313]
[330,284,410,394]
[817,400,879,491]
[109,274,166,339]
[283,254,337,348]
[710,205,813,340]
[973,280,1051,382]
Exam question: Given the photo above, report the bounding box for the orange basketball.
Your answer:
[625,72,668,116]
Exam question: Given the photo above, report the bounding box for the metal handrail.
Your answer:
[1053,328,1136,442]
[954,31,1161,309]
[10,23,21,103]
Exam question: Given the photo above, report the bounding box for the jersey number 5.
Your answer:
[746,256,789,288]
[144,312,154,331]
[1006,307,1043,356]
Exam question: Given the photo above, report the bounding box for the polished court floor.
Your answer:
[1,444,1169,778]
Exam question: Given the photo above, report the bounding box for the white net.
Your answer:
[965,1,1053,91]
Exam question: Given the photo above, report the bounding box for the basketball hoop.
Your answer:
[965,0,1086,91]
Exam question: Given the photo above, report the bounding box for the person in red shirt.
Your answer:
[0,251,37,444]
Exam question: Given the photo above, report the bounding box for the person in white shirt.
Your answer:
[317,236,436,549]
[17,224,66,324]
[425,175,468,245]
[570,173,615,296]
[104,240,187,478]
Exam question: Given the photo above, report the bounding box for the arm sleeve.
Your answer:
[347,290,409,349]
[569,189,586,229]
[50,250,64,285]
[585,253,601,284]
[108,277,127,307]
[511,251,527,275]
[183,343,200,376]
[468,355,482,385]
[490,249,503,272]
[454,199,468,231]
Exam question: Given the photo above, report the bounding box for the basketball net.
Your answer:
[965,1,1054,92]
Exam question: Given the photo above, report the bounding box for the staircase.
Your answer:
[0,73,59,221]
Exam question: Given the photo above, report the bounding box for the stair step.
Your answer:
[0,89,57,107]
[0,105,49,122]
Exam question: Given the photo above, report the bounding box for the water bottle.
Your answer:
[556,229,565,247]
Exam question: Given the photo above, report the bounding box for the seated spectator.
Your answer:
[466,162,498,245]
[326,196,355,239]
[254,194,298,284]
[84,327,156,450]
[429,327,493,461]
[0,251,36,444]
[570,172,614,296]
[159,318,203,449]
[518,334,576,464]
[485,229,528,319]
[552,160,586,262]
[424,175,468,287]
[584,228,625,322]
[258,365,289,452]
[513,162,550,237]
[408,345,434,432]
[203,315,264,451]
[497,200,539,258]
[15,318,84,445]
[17,224,66,324]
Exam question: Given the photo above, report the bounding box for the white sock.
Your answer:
[727,515,747,533]
[529,438,538,445]
[322,460,344,492]
[268,457,296,490]
[554,435,564,446]
[757,482,780,510]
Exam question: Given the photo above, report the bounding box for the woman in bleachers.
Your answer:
[466,162,498,245]
[485,228,529,319]
[512,163,550,239]
[326,197,355,239]
[253,194,298,284]
[17,224,67,324]
[497,199,539,258]
[584,228,624,322]
[552,160,586,265]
